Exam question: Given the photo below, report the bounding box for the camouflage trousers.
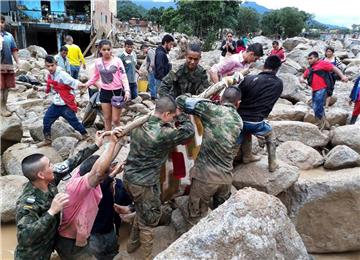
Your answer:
[188,178,231,221]
[123,180,162,260]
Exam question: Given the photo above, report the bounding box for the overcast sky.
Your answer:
[253,0,359,28]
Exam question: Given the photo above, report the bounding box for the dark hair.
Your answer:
[60,46,68,52]
[236,39,245,48]
[0,15,5,22]
[125,39,134,46]
[272,40,279,46]
[99,39,112,49]
[308,51,319,58]
[79,155,100,176]
[162,34,174,45]
[22,154,46,182]
[187,43,202,53]
[140,44,148,50]
[325,46,335,53]
[155,95,177,114]
[222,87,242,105]
[246,43,264,57]
[227,32,233,36]
[45,55,56,64]
[264,55,282,71]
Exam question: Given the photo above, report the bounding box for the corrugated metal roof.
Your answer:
[49,23,91,31]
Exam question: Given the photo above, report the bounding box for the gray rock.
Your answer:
[283,37,309,51]
[2,143,62,176]
[156,188,309,260]
[324,145,360,170]
[0,175,28,222]
[278,73,307,103]
[1,115,23,154]
[271,121,329,148]
[52,136,79,160]
[268,103,308,121]
[278,58,303,74]
[279,167,360,253]
[277,141,324,170]
[27,45,48,58]
[232,157,299,195]
[331,125,360,153]
[29,120,81,142]
[18,49,31,59]
[18,60,33,72]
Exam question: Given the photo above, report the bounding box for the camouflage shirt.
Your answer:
[123,114,195,186]
[158,63,210,98]
[15,182,59,260]
[14,143,99,260]
[177,95,243,184]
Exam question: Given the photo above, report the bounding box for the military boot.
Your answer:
[232,144,242,166]
[127,218,141,253]
[265,133,278,172]
[139,224,154,260]
[36,136,52,148]
[242,135,261,163]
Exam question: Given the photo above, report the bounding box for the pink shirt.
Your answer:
[58,171,102,246]
[86,57,130,92]
[210,52,248,77]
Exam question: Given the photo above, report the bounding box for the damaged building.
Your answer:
[1,0,116,54]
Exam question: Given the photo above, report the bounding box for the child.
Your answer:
[119,39,139,99]
[86,39,130,131]
[349,75,360,124]
[37,55,89,147]
[54,46,71,74]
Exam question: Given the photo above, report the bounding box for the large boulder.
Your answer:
[278,73,308,103]
[268,102,308,121]
[52,136,79,160]
[29,120,82,142]
[277,141,324,170]
[1,115,23,154]
[287,48,308,69]
[271,121,329,148]
[324,145,360,170]
[331,125,360,153]
[155,188,309,260]
[283,37,309,51]
[278,58,303,74]
[279,167,360,253]
[27,45,48,59]
[18,49,31,60]
[2,143,62,176]
[232,157,299,195]
[0,175,28,222]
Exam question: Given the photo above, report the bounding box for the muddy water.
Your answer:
[1,223,360,259]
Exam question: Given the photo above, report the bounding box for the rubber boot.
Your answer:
[242,135,261,163]
[265,133,278,172]
[36,136,52,148]
[232,144,242,166]
[350,115,358,125]
[139,223,154,260]
[0,89,12,117]
[127,217,141,253]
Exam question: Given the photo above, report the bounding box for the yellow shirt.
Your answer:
[65,44,85,66]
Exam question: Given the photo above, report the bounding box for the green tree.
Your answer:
[146,7,164,30]
[235,7,260,36]
[117,0,147,21]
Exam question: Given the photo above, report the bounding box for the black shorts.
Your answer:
[99,89,124,103]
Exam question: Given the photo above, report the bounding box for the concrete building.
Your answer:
[1,0,116,54]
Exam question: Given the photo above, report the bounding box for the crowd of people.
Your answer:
[1,14,359,259]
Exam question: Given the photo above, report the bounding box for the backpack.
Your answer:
[307,67,335,92]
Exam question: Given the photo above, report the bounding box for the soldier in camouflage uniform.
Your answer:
[158,43,210,98]
[123,95,195,259]
[15,136,105,260]
[176,87,243,223]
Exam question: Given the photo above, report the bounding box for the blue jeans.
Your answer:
[237,121,272,144]
[155,79,162,90]
[70,65,80,79]
[43,104,87,137]
[148,72,157,99]
[129,82,138,99]
[312,88,326,119]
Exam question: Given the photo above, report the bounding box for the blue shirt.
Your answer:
[55,54,71,74]
[0,31,17,65]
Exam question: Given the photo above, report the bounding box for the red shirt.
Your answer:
[304,60,334,91]
[270,47,286,62]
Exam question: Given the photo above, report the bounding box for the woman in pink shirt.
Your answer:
[86,40,131,131]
